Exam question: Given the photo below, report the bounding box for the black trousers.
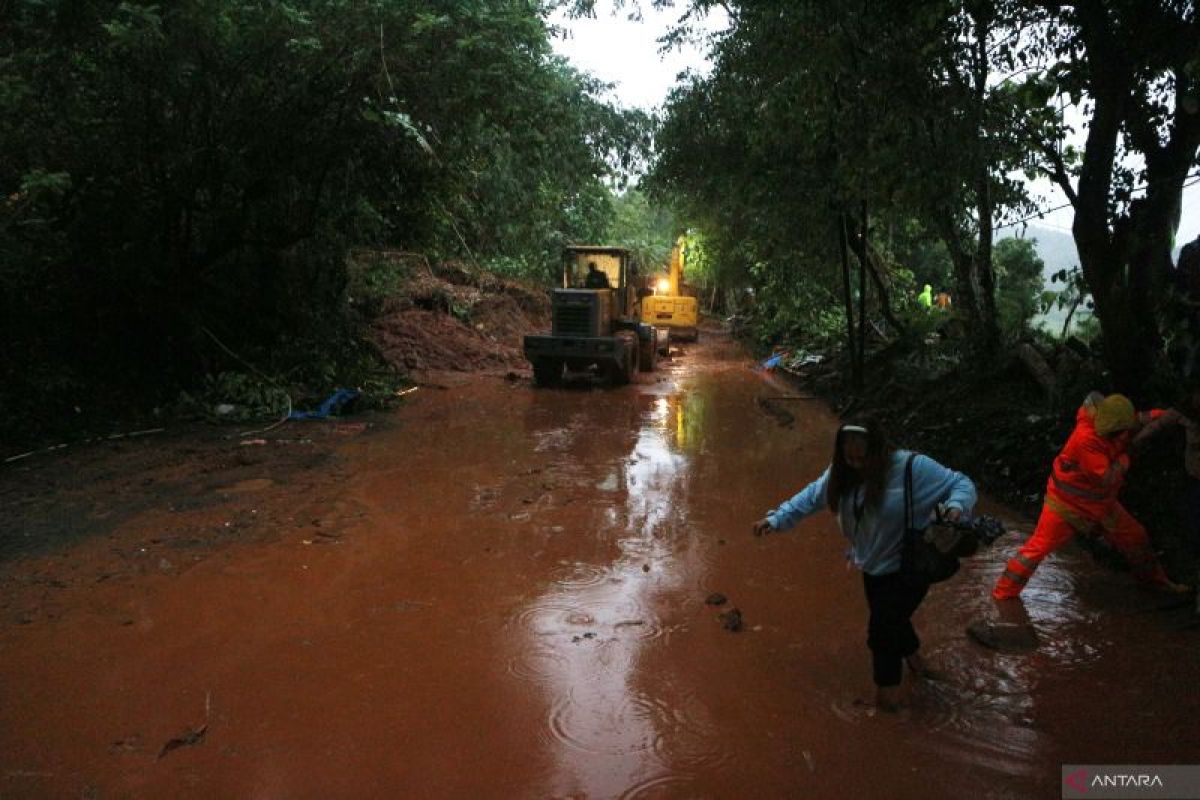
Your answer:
[862,571,930,687]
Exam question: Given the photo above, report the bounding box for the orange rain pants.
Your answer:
[992,498,1171,600]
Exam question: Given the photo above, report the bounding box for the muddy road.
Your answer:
[2,329,1198,799]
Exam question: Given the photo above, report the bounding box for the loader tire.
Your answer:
[533,359,563,387]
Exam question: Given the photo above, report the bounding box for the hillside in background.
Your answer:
[999,224,1085,333]
[1001,224,1193,335]
[999,224,1077,285]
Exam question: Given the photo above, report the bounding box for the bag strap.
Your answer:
[903,452,917,531]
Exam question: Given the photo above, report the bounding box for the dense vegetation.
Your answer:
[649,0,1199,397]
[3,0,1198,449]
[1,0,649,446]
[630,0,1200,585]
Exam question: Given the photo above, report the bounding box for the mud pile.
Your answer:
[368,258,550,375]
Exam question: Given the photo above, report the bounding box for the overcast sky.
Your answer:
[549,4,725,110]
[550,6,1198,246]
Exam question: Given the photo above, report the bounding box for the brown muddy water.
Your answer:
[2,330,1198,799]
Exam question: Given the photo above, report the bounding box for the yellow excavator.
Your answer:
[641,237,699,342]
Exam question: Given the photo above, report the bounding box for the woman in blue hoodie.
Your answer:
[752,416,977,711]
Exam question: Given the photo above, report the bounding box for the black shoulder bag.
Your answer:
[900,453,961,586]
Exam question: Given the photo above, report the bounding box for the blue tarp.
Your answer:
[289,388,360,420]
[760,351,789,370]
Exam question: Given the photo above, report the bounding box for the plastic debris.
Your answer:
[288,388,360,420]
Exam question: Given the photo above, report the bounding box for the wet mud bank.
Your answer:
[2,325,1198,798]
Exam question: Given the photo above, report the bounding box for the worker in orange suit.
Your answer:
[992,392,1190,600]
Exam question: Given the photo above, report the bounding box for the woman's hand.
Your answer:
[752,518,773,537]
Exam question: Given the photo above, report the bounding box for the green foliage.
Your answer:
[347,253,414,316]
[175,372,291,424]
[680,231,713,288]
[884,221,954,297]
[1039,266,1094,339]
[1004,0,1200,389]
[993,237,1046,333]
[0,0,646,445]
[746,269,845,351]
[603,189,676,272]
[481,254,550,283]
[650,0,1038,360]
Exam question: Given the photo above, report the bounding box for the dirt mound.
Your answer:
[367,258,550,376]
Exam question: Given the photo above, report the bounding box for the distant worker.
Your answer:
[585,262,611,289]
[992,392,1189,601]
[934,291,952,310]
[917,284,933,309]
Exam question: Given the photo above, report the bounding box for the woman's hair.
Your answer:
[826,414,894,513]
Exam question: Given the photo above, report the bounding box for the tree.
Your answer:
[1015,0,1200,393]
[0,0,648,439]
[651,0,1037,378]
[994,236,1046,331]
[603,189,676,272]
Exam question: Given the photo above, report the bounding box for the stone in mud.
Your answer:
[966,620,1038,652]
[719,607,743,632]
[705,592,728,606]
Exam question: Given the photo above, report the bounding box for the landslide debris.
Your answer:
[359,254,549,377]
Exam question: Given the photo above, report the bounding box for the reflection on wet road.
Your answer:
[2,329,1198,799]
[498,333,1200,799]
[508,387,713,797]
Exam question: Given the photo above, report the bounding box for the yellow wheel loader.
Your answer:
[524,246,667,386]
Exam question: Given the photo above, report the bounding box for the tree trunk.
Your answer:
[970,11,1000,354]
[857,204,868,371]
[838,214,861,388]
[973,169,1000,354]
[937,217,980,322]
[1061,2,1200,394]
[863,246,905,334]
[845,216,905,334]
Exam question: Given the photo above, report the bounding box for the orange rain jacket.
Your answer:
[1047,403,1163,526]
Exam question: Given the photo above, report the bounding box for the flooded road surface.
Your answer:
[3,329,1199,798]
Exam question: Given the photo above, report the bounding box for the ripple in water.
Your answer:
[549,562,609,590]
[829,645,1045,776]
[645,692,731,773]
[505,650,570,683]
[911,681,1044,779]
[619,773,699,800]
[545,689,660,757]
[510,596,669,641]
[510,603,586,637]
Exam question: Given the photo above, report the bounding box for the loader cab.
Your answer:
[563,246,640,318]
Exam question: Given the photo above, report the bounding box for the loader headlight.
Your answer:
[656,278,670,294]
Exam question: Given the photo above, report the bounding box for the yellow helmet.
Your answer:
[1094,394,1136,436]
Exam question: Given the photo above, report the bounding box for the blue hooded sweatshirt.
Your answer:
[765,450,977,576]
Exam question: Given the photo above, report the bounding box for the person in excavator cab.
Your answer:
[992,392,1191,600]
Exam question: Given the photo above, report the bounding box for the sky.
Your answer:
[549,4,725,111]
[549,6,1199,247]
